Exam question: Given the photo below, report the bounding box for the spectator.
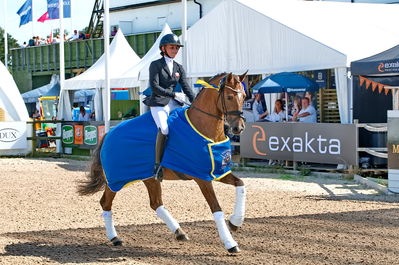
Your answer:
[111,26,118,36]
[28,37,35,46]
[53,34,60,43]
[78,31,86,40]
[69,30,79,41]
[294,97,317,123]
[265,99,285,122]
[78,106,90,121]
[289,95,302,117]
[252,93,268,121]
[20,42,27,48]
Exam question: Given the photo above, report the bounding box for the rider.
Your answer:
[144,33,195,180]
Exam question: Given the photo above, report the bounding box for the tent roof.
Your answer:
[351,44,399,76]
[63,29,141,90]
[239,0,399,65]
[22,75,59,103]
[185,0,347,77]
[0,61,29,121]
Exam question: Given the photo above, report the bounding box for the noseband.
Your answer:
[191,77,246,121]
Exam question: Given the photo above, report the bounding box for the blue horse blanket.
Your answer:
[101,107,232,192]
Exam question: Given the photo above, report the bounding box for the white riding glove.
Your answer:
[174,93,187,105]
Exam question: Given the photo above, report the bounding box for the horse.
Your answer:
[77,72,248,253]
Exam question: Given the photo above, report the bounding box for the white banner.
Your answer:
[0,122,28,150]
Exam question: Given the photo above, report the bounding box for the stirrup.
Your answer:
[154,164,163,182]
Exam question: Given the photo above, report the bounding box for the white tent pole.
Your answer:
[4,0,8,68]
[104,0,111,132]
[181,0,188,70]
[59,0,65,90]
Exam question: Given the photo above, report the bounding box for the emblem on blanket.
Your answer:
[101,107,232,192]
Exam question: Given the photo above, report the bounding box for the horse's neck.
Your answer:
[187,89,226,142]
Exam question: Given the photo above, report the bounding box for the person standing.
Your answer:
[78,106,90,121]
[252,93,268,121]
[144,33,195,180]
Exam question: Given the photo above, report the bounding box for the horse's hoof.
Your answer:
[228,220,239,232]
[227,246,240,254]
[111,237,123,246]
[175,228,189,241]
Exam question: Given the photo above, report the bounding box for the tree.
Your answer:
[0,27,19,66]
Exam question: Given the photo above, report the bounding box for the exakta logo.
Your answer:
[0,128,21,143]
[62,125,74,144]
[252,125,341,155]
[84,126,97,145]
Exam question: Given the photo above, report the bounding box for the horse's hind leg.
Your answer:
[100,185,122,246]
[218,173,246,232]
[194,178,240,253]
[143,178,189,241]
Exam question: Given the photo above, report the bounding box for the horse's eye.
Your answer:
[227,95,233,100]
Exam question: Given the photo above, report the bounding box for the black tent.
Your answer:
[350,45,399,167]
[350,45,399,123]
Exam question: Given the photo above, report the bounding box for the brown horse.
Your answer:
[78,72,247,253]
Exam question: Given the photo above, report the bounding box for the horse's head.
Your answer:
[217,71,248,135]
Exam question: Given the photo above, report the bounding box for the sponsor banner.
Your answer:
[388,111,399,169]
[62,125,74,144]
[84,126,98,145]
[62,122,104,149]
[74,125,83,145]
[0,122,28,150]
[240,122,357,165]
[313,70,327,89]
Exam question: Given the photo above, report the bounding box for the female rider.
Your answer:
[144,33,195,180]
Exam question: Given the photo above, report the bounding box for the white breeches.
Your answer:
[150,100,180,135]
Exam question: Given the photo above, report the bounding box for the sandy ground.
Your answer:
[1,157,399,265]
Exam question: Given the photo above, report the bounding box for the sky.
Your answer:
[0,0,96,44]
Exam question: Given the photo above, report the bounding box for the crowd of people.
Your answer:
[20,30,87,48]
[247,92,317,123]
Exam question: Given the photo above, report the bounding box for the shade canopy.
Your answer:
[252,72,320,94]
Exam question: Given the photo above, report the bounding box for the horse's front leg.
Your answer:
[100,185,123,246]
[194,178,240,253]
[143,178,189,241]
[218,173,246,232]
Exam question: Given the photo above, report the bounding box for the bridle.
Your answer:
[190,75,246,122]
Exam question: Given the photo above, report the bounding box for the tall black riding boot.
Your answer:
[154,130,167,181]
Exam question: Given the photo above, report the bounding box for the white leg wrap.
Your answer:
[229,186,246,227]
[102,210,118,240]
[156,206,180,232]
[213,211,237,249]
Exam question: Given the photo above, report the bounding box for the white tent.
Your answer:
[0,62,29,121]
[184,0,399,124]
[59,29,142,121]
[118,24,174,86]
[0,61,32,155]
[63,29,141,90]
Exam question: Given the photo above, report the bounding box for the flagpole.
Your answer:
[56,0,65,153]
[103,0,111,132]
[181,0,188,70]
[4,0,8,68]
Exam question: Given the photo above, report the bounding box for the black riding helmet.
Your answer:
[159,34,183,48]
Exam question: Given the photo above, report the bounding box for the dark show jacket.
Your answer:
[145,57,195,107]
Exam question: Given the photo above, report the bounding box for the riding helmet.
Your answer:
[159,34,183,48]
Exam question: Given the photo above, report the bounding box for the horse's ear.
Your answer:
[227,72,233,82]
[239,70,249,82]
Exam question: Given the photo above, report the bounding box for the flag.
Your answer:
[47,0,71,19]
[17,0,33,27]
[37,11,51,23]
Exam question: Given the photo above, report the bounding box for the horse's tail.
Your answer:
[77,134,107,196]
